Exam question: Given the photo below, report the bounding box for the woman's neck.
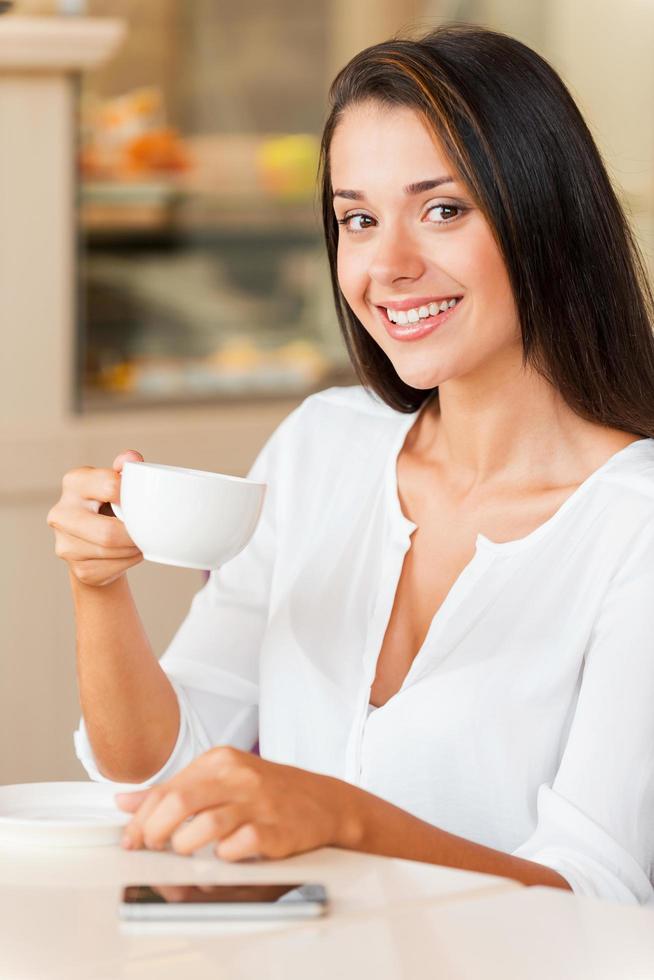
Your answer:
[412,362,634,493]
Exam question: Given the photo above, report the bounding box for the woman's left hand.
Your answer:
[115,747,359,861]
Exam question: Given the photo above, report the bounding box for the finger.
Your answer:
[120,753,258,851]
[61,468,122,507]
[112,449,144,473]
[52,514,139,561]
[133,778,230,852]
[54,512,141,552]
[115,789,149,813]
[214,822,264,862]
[121,788,168,850]
[171,805,245,856]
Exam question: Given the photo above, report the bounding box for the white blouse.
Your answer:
[75,385,654,906]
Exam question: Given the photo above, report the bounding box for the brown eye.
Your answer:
[425,204,464,224]
[338,213,375,233]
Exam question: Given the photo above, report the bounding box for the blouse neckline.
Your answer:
[476,438,652,554]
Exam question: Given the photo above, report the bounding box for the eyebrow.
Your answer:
[332,176,457,200]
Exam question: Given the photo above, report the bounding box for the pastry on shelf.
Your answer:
[79,86,190,181]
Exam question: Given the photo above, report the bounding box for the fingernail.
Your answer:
[121,833,133,849]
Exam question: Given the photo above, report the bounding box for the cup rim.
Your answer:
[121,460,265,489]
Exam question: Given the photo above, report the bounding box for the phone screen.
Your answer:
[122,883,326,907]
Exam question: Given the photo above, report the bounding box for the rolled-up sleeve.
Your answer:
[75,407,299,789]
[512,518,654,905]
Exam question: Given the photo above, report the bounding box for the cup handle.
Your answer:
[110,502,125,522]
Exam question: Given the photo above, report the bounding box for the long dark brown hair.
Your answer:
[319,24,654,434]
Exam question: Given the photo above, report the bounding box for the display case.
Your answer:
[76,1,358,412]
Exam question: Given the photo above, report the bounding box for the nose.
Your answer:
[368,226,426,288]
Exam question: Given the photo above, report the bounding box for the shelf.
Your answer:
[79,364,355,414]
[80,187,322,243]
[0,15,125,71]
[80,221,322,249]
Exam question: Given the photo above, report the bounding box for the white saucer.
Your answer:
[0,782,131,847]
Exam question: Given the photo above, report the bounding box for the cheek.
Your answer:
[460,230,518,331]
[468,231,512,303]
[484,261,519,340]
[337,243,368,311]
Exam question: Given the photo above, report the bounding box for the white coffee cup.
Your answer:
[110,461,266,570]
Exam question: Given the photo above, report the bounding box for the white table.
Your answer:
[0,842,650,979]
[0,842,515,979]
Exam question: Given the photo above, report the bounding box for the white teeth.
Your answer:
[385,297,460,324]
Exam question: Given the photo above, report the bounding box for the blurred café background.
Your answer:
[1,0,652,783]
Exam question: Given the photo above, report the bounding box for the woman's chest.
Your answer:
[372,455,583,705]
[371,522,479,705]
[261,565,588,796]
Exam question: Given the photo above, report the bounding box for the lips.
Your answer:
[377,297,462,342]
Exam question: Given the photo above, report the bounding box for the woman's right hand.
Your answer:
[47,450,145,588]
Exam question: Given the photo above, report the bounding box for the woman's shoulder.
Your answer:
[598,436,654,503]
[299,383,404,422]
[587,437,654,555]
[276,384,409,445]
[249,384,408,482]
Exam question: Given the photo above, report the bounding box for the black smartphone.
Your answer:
[119,882,329,921]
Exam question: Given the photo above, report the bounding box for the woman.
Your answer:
[48,25,654,904]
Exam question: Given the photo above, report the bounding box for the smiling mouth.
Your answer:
[380,297,462,324]
[375,296,463,341]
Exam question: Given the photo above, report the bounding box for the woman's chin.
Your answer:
[392,366,444,391]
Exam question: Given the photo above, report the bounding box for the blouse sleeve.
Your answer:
[74,406,299,789]
[512,516,654,905]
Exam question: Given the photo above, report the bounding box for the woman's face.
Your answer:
[331,102,521,390]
